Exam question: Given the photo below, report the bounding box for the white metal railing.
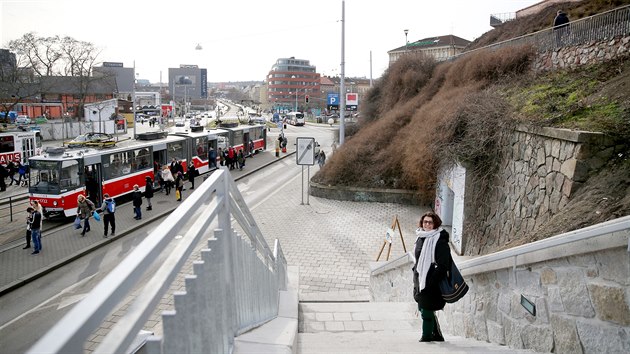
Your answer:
[28,168,287,354]
[461,4,630,57]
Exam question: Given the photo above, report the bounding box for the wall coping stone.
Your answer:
[310,181,424,205]
[516,124,612,145]
[459,215,630,277]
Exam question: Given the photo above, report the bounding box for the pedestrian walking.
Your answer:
[30,205,42,255]
[8,161,18,186]
[132,184,143,220]
[237,150,245,170]
[553,10,570,46]
[77,195,95,236]
[412,211,450,342]
[0,164,7,191]
[249,140,255,157]
[318,150,326,168]
[175,172,184,202]
[17,162,28,187]
[209,147,217,168]
[145,176,154,210]
[99,193,116,238]
[23,206,34,249]
[188,162,197,189]
[218,147,225,166]
[161,165,174,195]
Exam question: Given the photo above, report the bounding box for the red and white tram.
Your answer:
[218,123,267,155]
[28,124,266,218]
[0,131,42,165]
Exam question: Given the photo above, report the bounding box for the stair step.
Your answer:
[298,331,525,353]
[299,302,420,334]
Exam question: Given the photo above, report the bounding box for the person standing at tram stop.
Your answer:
[99,193,116,238]
[30,204,43,255]
[175,172,184,202]
[77,195,95,237]
[23,206,34,249]
[161,165,174,195]
[132,184,143,220]
[412,211,450,342]
[188,162,197,189]
[145,176,154,211]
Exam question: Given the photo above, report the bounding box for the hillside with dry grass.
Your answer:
[312,0,630,250]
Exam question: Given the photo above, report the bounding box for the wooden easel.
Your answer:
[376,215,407,261]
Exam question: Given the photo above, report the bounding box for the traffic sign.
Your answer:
[296,137,316,165]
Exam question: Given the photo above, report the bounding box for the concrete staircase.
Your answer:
[298,300,535,354]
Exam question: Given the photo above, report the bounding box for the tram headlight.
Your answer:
[53,201,58,206]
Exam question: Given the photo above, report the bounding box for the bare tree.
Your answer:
[3,32,109,120]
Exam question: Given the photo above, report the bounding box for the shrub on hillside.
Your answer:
[313,44,534,205]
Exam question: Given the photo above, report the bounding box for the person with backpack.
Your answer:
[77,194,95,237]
[132,184,143,220]
[145,176,154,210]
[99,193,116,238]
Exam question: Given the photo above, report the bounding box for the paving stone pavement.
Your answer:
[252,175,427,294]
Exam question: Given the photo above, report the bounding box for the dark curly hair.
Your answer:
[419,211,442,229]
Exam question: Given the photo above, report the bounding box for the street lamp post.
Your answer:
[291,75,298,112]
[404,29,409,52]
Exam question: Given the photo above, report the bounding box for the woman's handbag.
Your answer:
[175,189,181,200]
[74,216,82,229]
[439,258,469,303]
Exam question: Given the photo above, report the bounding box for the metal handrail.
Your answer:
[459,4,630,57]
[28,168,287,354]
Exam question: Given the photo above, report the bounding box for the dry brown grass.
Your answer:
[312,45,534,205]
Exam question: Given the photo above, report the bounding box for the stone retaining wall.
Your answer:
[309,181,424,206]
[466,126,622,255]
[439,244,630,353]
[369,223,630,353]
[534,36,630,72]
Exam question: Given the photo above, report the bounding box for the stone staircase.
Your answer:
[298,300,535,354]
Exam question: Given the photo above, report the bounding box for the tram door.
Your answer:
[243,132,251,155]
[84,163,102,208]
[153,150,167,173]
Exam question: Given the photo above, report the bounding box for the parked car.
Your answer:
[15,115,31,125]
[67,132,115,148]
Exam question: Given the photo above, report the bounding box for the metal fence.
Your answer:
[0,191,29,223]
[464,5,630,56]
[28,168,287,354]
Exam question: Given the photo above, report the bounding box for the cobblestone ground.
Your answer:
[252,174,427,294]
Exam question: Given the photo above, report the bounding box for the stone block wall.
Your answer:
[534,36,630,72]
[369,222,630,353]
[439,245,630,353]
[466,126,621,255]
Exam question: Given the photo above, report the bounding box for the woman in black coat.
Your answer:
[412,211,451,342]
[145,176,154,211]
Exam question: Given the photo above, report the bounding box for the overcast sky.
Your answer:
[1,0,542,83]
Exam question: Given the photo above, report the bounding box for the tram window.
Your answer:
[133,148,151,171]
[29,160,60,193]
[60,160,81,189]
[195,137,208,160]
[0,136,15,153]
[232,131,243,145]
[168,141,184,161]
[106,152,132,178]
